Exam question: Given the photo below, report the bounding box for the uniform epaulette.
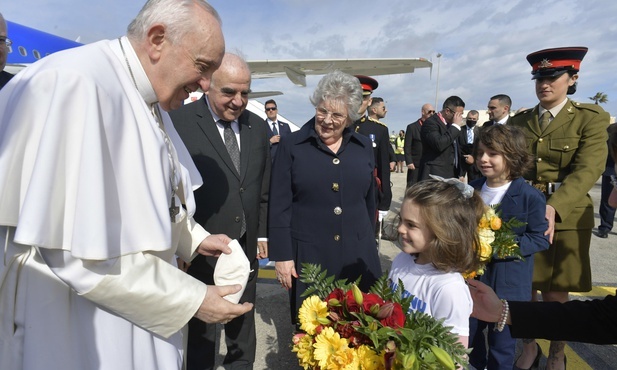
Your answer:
[359,116,367,123]
[368,117,388,127]
[513,108,533,117]
[570,100,606,113]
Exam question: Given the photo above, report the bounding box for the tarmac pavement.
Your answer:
[212,171,617,369]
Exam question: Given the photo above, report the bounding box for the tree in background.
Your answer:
[589,92,608,105]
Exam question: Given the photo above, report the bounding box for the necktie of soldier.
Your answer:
[272,122,278,136]
[219,119,246,236]
[540,111,552,131]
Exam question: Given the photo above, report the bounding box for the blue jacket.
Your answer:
[269,118,382,317]
[470,177,550,300]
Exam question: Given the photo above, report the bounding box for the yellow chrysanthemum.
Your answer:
[356,345,385,370]
[299,295,329,335]
[292,333,317,370]
[313,327,356,370]
[477,228,495,261]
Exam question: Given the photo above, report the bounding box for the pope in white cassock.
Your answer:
[0,1,253,369]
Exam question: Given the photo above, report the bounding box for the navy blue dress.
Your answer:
[269,118,382,323]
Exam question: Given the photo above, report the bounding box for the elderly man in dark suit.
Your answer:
[404,103,433,187]
[264,99,292,160]
[171,53,270,370]
[419,95,466,180]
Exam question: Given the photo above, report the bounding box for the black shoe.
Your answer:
[513,343,542,370]
[597,230,609,238]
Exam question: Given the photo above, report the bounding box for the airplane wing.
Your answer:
[248,91,283,99]
[248,58,432,86]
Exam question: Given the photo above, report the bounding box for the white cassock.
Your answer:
[0,37,212,369]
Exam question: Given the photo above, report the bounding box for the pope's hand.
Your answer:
[197,234,233,257]
[194,285,253,324]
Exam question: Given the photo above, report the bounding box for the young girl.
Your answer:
[389,178,483,348]
[468,124,549,370]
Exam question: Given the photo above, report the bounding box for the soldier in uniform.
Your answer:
[351,75,393,223]
[510,46,609,370]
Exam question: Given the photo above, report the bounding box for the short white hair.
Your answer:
[127,0,221,44]
[310,70,363,123]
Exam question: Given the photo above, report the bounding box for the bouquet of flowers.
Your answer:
[464,205,526,279]
[292,264,469,370]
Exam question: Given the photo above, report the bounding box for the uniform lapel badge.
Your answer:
[539,59,553,68]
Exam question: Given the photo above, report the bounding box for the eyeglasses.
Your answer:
[265,107,277,111]
[0,38,11,47]
[427,110,435,114]
[315,107,347,124]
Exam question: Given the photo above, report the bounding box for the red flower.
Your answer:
[362,292,384,313]
[344,290,361,313]
[326,288,345,316]
[326,288,345,306]
[379,302,405,328]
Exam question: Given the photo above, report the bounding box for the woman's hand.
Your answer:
[275,260,298,290]
[466,278,502,323]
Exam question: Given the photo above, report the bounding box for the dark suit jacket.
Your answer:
[266,119,292,159]
[481,116,512,127]
[458,125,481,180]
[170,96,271,278]
[352,116,392,210]
[404,119,423,186]
[419,113,461,179]
[404,119,423,167]
[509,292,617,344]
[470,177,549,300]
[0,70,14,90]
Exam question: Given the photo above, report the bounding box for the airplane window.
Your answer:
[33,50,41,59]
[18,46,27,57]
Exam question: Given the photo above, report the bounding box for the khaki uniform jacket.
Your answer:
[511,100,609,230]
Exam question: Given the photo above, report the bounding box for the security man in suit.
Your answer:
[404,103,434,187]
[483,94,512,127]
[264,99,292,160]
[458,109,482,182]
[171,53,271,370]
[419,95,466,180]
[510,46,609,369]
[351,75,393,223]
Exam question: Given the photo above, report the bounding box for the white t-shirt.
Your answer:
[388,252,472,335]
[480,181,511,206]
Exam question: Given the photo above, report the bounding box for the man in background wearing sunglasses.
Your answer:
[404,103,434,187]
[264,99,291,160]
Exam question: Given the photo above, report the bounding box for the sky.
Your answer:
[4,0,617,133]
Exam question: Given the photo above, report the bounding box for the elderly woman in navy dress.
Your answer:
[268,70,382,323]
